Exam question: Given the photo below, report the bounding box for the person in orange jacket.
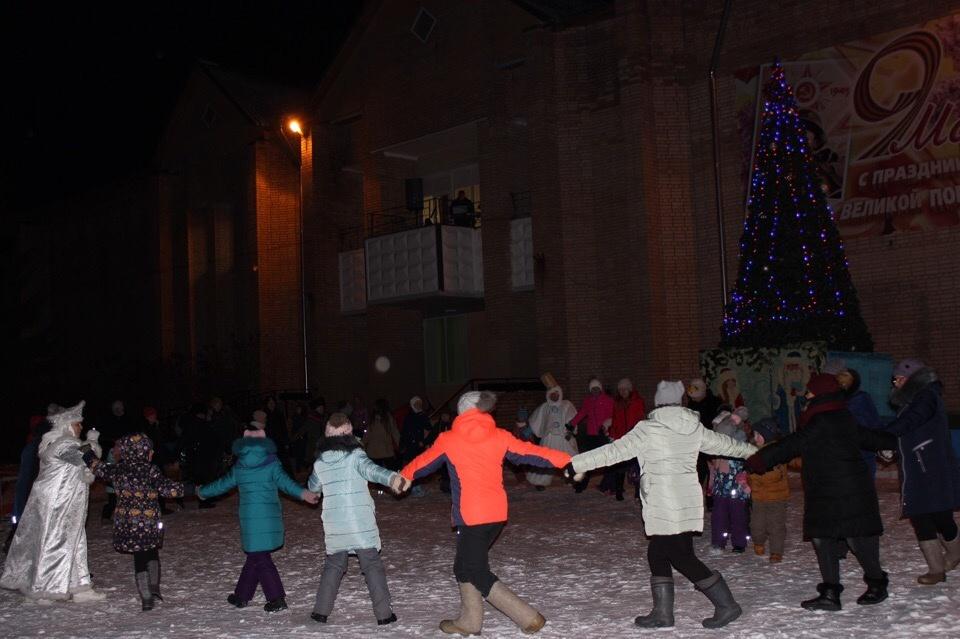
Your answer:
[401,390,571,636]
[747,419,790,563]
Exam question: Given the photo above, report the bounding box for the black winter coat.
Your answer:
[884,368,960,517]
[757,407,895,539]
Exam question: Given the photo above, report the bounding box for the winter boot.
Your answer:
[147,560,163,602]
[941,534,960,572]
[918,539,946,584]
[754,544,765,556]
[634,576,674,628]
[135,571,154,611]
[264,597,288,612]
[377,613,398,625]
[226,593,248,608]
[695,571,742,628]
[800,583,842,611]
[856,572,888,605]
[485,581,546,634]
[440,582,483,636]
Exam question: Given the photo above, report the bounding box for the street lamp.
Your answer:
[284,117,309,397]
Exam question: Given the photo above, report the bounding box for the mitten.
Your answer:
[85,429,102,458]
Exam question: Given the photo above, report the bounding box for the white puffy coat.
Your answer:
[571,406,756,536]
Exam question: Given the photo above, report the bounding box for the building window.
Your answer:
[423,315,469,384]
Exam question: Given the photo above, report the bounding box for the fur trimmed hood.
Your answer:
[891,367,940,408]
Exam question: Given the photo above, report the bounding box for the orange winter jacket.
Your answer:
[748,461,790,502]
[401,409,571,526]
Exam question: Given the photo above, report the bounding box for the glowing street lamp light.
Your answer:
[288,119,303,136]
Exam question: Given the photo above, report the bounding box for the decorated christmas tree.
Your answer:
[721,62,873,351]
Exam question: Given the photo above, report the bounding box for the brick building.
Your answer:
[292,0,960,413]
[155,62,307,402]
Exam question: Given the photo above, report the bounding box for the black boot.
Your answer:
[695,571,742,628]
[634,576,674,628]
[264,597,288,612]
[311,613,328,623]
[147,559,163,602]
[377,613,398,625]
[135,572,154,611]
[227,593,248,608]
[801,583,843,611]
[857,573,888,605]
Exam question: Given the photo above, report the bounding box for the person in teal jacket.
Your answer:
[198,420,318,612]
[308,412,408,626]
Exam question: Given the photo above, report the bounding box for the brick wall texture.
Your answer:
[303,0,960,413]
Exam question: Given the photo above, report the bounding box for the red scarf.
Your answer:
[798,392,847,429]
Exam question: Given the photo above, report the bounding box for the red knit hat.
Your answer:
[806,373,841,397]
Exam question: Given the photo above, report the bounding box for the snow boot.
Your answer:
[634,576,674,628]
[378,613,398,625]
[942,534,960,572]
[801,583,842,611]
[856,572,888,605]
[264,597,288,612]
[918,539,946,584]
[226,593,248,608]
[147,559,163,602]
[440,582,483,636]
[695,571,742,628]
[311,613,328,623]
[486,581,546,634]
[135,571,154,611]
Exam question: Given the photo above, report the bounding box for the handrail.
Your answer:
[428,377,544,419]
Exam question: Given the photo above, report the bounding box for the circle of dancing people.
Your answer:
[1,356,958,633]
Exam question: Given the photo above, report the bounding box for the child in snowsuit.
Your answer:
[747,419,789,563]
[83,432,187,610]
[308,413,407,626]
[197,418,319,612]
[401,391,571,636]
[709,411,751,553]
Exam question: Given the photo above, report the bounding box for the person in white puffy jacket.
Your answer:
[568,381,756,630]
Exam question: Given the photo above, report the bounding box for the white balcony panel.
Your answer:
[440,226,484,297]
[338,249,367,313]
[510,217,534,291]
[365,227,440,302]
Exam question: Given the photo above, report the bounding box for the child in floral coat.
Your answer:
[84,432,187,610]
[709,411,751,553]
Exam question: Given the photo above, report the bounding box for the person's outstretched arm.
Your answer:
[880,388,939,437]
[571,423,645,474]
[197,468,237,500]
[355,449,400,488]
[503,432,571,468]
[746,428,809,473]
[400,436,448,483]
[699,429,757,459]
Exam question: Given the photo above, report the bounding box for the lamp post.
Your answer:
[285,118,309,397]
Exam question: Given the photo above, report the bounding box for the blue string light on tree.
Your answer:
[720,61,873,352]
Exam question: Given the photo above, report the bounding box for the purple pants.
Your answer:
[235,551,285,602]
[711,496,748,548]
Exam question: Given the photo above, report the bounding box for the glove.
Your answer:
[744,453,766,474]
[390,474,411,494]
[563,463,585,483]
[877,450,895,464]
[85,429,102,458]
[565,423,575,434]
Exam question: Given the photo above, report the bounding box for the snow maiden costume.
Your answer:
[526,385,577,488]
[1,401,107,602]
[568,381,756,629]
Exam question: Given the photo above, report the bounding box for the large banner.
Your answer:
[736,13,960,238]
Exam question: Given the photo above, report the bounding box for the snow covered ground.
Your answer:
[1,472,959,638]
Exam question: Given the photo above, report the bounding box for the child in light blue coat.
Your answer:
[308,413,408,626]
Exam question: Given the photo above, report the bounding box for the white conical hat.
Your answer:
[50,401,85,429]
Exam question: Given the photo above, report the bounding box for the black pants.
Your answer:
[647,532,713,582]
[574,434,605,491]
[453,523,505,597]
[812,536,884,584]
[133,548,159,572]
[910,510,959,542]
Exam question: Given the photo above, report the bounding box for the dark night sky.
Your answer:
[3,1,362,215]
